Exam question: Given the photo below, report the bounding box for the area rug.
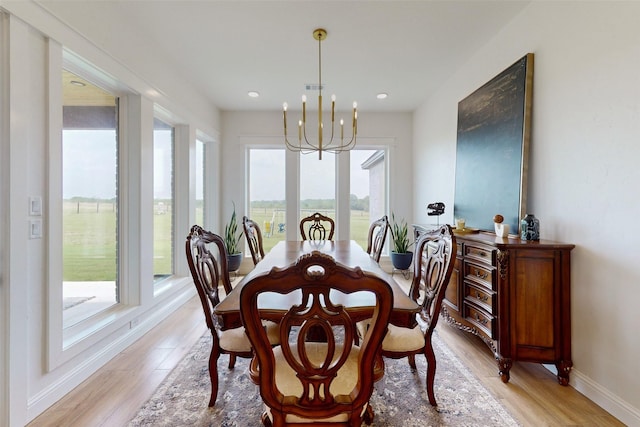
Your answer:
[128,331,520,426]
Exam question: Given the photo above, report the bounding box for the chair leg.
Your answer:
[408,353,417,369]
[228,353,236,369]
[363,404,375,425]
[260,411,272,427]
[208,343,220,407]
[424,340,437,406]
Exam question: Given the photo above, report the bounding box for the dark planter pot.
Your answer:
[227,252,243,272]
[391,251,413,270]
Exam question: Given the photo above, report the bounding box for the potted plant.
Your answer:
[389,212,413,270]
[224,202,243,272]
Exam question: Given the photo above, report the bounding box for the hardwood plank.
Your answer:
[435,323,624,426]
[28,280,624,427]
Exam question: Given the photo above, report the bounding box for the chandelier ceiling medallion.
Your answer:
[283,28,358,160]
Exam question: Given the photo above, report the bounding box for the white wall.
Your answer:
[413,2,640,424]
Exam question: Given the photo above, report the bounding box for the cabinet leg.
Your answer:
[556,360,573,386]
[498,358,512,383]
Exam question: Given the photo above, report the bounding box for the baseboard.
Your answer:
[26,286,195,423]
[571,367,640,426]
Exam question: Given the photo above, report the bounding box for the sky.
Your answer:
[250,148,375,201]
[63,130,117,199]
[63,130,374,201]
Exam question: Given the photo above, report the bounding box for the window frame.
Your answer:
[48,50,137,369]
[152,114,176,293]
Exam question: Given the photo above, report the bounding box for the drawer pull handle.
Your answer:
[475,270,488,279]
[476,292,488,302]
[479,251,487,257]
[474,314,488,325]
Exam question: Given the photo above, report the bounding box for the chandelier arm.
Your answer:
[284,136,303,152]
[301,122,318,150]
[326,133,356,152]
[324,118,355,150]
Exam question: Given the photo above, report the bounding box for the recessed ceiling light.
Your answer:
[70,80,86,87]
[248,91,260,98]
[376,93,388,100]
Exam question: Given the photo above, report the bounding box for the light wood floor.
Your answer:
[28,292,624,427]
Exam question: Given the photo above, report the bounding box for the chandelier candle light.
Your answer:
[283,28,358,160]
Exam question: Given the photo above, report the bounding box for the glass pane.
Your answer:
[300,152,336,236]
[153,118,174,290]
[248,149,286,252]
[351,150,386,251]
[195,139,205,227]
[62,70,118,327]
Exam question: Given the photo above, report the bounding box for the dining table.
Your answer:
[213,240,420,331]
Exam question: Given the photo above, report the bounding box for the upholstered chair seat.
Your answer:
[219,320,280,352]
[357,318,426,354]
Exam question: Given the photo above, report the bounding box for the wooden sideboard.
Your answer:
[414,225,575,385]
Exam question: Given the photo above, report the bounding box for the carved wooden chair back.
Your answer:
[410,224,456,338]
[240,251,393,426]
[299,212,335,241]
[185,225,252,406]
[366,215,389,263]
[360,224,456,406]
[242,216,265,266]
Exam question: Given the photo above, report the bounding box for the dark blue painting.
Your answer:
[453,53,533,235]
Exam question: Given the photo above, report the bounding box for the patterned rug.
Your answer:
[128,331,520,426]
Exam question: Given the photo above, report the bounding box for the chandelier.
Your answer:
[283,28,358,160]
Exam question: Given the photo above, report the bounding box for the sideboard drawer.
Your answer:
[464,243,495,265]
[464,282,495,314]
[464,262,494,290]
[464,302,496,339]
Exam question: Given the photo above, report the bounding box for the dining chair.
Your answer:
[185,225,279,407]
[366,215,389,263]
[299,212,335,241]
[240,251,393,426]
[358,224,456,406]
[242,215,265,266]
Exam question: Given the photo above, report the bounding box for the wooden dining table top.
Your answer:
[213,240,420,330]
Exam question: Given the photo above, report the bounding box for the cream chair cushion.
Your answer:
[357,318,425,353]
[381,322,425,352]
[265,342,362,423]
[218,320,279,352]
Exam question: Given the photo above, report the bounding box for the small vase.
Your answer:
[227,252,243,272]
[520,214,540,241]
[390,251,413,270]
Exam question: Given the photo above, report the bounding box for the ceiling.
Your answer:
[38,0,530,113]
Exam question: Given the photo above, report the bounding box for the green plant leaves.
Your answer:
[224,202,243,255]
[390,212,411,253]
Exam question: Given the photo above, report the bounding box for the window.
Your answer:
[248,148,286,252]
[300,151,335,227]
[62,70,118,328]
[246,145,388,248]
[351,149,386,250]
[153,118,174,291]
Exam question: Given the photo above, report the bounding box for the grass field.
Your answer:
[63,202,370,282]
